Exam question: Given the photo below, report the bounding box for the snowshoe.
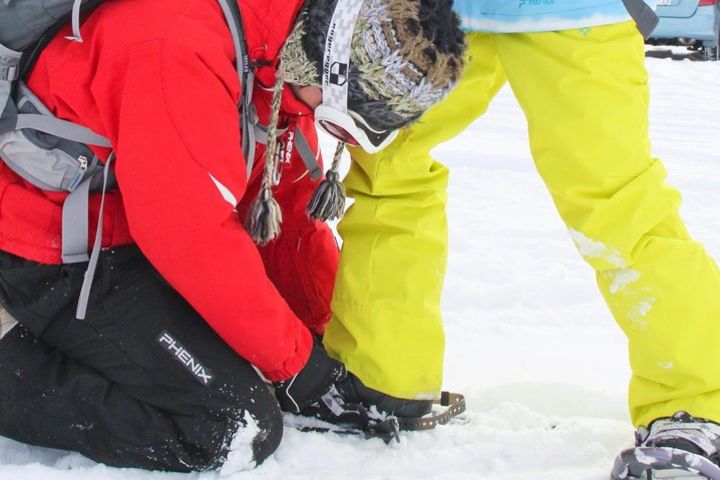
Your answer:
[283,373,467,443]
[611,412,720,479]
[285,384,401,444]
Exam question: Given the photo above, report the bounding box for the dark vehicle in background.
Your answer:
[648,0,720,61]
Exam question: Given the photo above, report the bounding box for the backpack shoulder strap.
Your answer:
[215,0,258,177]
[16,114,111,147]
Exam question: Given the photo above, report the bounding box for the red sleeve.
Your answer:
[90,16,311,381]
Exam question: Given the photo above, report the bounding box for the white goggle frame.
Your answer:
[315,106,399,154]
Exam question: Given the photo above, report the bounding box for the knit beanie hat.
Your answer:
[244,0,465,245]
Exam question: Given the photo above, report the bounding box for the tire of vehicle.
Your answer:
[704,45,719,61]
[704,29,720,61]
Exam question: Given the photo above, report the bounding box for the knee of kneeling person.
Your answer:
[206,401,283,473]
[248,401,284,467]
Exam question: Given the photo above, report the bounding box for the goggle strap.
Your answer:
[321,0,364,112]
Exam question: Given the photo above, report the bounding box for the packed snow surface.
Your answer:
[1,51,718,480]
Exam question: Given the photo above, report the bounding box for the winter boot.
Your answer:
[611,411,720,479]
[338,374,433,419]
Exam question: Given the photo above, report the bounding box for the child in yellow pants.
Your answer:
[325,21,720,474]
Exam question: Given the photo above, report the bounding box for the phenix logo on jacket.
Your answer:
[454,0,657,33]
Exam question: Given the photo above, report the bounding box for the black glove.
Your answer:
[273,339,346,414]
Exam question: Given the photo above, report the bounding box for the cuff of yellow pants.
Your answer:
[324,300,445,400]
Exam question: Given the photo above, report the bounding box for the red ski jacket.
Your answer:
[0,0,340,381]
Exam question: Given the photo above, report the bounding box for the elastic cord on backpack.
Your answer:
[65,0,85,43]
[75,153,114,320]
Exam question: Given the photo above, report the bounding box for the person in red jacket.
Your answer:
[0,0,464,473]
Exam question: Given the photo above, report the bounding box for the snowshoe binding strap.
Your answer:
[397,392,466,432]
[611,412,720,479]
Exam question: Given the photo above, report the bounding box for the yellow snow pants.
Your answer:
[324,21,720,427]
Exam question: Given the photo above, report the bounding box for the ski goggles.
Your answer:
[317,0,399,154]
[315,106,399,154]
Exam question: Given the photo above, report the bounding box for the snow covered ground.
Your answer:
[1,51,719,480]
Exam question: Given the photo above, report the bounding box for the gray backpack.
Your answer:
[0,0,320,319]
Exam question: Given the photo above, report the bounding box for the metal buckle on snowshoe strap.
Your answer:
[611,446,720,479]
[397,392,466,432]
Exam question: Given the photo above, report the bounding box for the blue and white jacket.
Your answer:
[455,0,656,33]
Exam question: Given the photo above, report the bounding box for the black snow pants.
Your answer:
[0,246,283,472]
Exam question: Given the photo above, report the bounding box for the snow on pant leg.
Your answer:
[0,247,283,471]
[323,33,508,400]
[495,21,720,427]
